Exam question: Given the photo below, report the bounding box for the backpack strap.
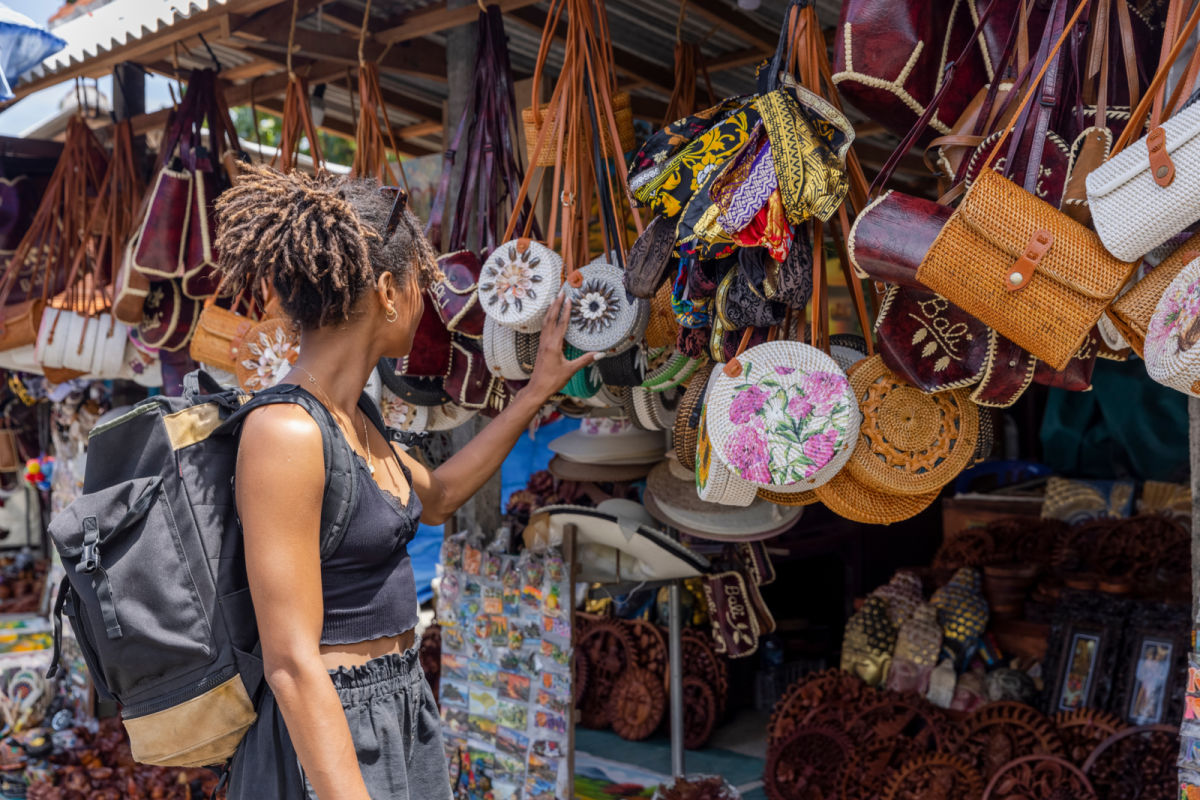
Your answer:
[356,393,429,449]
[226,384,359,561]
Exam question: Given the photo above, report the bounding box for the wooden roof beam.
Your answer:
[683,0,778,52]
[374,0,541,45]
[230,26,447,82]
[506,6,677,94]
[254,97,437,156]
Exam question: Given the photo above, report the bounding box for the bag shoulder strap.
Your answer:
[226,383,359,561]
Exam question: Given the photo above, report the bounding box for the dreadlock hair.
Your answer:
[215,164,439,329]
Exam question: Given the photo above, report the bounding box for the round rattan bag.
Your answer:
[844,355,979,496]
[673,359,716,470]
[1145,256,1200,397]
[565,262,650,354]
[695,403,758,507]
[479,239,563,333]
[813,466,940,525]
[380,385,430,434]
[705,341,860,493]
[484,316,538,381]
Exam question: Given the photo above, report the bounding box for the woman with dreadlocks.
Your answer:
[217,165,598,799]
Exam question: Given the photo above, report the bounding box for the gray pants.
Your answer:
[228,649,452,800]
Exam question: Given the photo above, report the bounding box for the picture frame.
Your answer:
[1042,589,1129,713]
[1113,601,1189,726]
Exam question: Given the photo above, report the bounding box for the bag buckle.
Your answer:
[1147,127,1175,187]
[1007,229,1054,292]
[76,517,100,574]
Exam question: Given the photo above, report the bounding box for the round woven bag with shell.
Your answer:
[479,239,562,333]
[235,318,300,391]
[380,385,430,434]
[1145,256,1200,396]
[705,341,860,493]
[565,262,650,354]
[845,355,979,496]
[425,401,478,432]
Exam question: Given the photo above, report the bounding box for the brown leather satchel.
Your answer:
[430,251,486,339]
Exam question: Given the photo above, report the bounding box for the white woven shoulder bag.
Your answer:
[1087,1,1200,261]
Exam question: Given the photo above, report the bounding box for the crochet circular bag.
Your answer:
[484,316,537,381]
[380,385,430,434]
[695,403,758,507]
[705,340,859,493]
[1145,256,1200,396]
[844,355,979,496]
[234,318,300,392]
[479,239,562,333]
[565,262,650,354]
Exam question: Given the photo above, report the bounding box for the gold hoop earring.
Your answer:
[385,307,398,324]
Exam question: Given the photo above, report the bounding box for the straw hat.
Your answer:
[1145,256,1200,396]
[645,459,802,540]
[565,262,650,354]
[548,417,665,465]
[845,355,979,496]
[705,340,860,493]
[525,504,709,582]
[479,239,563,332]
[548,455,656,483]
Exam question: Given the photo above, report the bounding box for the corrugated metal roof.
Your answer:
[24,0,232,84]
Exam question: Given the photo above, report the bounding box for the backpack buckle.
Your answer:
[76,517,100,574]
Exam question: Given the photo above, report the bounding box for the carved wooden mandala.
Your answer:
[982,755,1097,800]
[951,702,1065,783]
[419,624,441,705]
[840,695,954,799]
[682,675,717,750]
[578,618,636,729]
[764,725,854,800]
[573,646,591,709]
[1081,724,1178,800]
[628,619,668,687]
[768,669,870,748]
[610,668,666,741]
[681,627,729,714]
[881,753,985,800]
[1051,708,1126,766]
[932,527,999,571]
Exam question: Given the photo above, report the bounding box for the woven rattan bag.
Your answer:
[916,1,1136,372]
[1108,240,1197,357]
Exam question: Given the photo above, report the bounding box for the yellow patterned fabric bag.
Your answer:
[635,103,759,219]
[758,87,850,224]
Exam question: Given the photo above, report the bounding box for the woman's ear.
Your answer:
[377,270,397,308]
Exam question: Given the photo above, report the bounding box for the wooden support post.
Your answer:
[1190,397,1199,618]
[565,523,578,799]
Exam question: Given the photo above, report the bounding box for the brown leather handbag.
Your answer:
[916,0,1137,371]
[1108,239,1198,357]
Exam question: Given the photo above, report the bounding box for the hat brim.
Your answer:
[644,489,802,541]
[548,455,656,483]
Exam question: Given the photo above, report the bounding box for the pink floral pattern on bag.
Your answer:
[720,361,852,486]
[1147,274,1200,356]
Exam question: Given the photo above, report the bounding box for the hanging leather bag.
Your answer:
[916,0,1138,371]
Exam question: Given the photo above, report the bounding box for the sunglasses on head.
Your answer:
[380,185,410,240]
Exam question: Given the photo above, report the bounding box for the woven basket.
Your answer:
[673,360,715,470]
[189,303,255,374]
[522,91,636,168]
[814,467,940,525]
[381,385,430,433]
[565,262,650,354]
[1109,243,1197,357]
[706,341,859,493]
[918,168,1136,371]
[479,239,563,332]
[695,405,757,507]
[756,487,820,507]
[644,280,680,350]
[845,355,979,496]
[1145,257,1200,396]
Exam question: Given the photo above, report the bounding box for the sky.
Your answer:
[0,0,177,136]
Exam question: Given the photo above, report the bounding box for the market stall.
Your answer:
[0,0,1199,798]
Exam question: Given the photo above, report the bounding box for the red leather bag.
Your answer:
[430,251,485,339]
[132,163,192,280]
[137,279,200,352]
[399,298,453,378]
[876,285,989,392]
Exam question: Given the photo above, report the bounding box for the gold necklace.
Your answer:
[293,366,375,476]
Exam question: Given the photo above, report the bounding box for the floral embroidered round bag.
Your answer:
[704,340,859,493]
[1145,256,1200,397]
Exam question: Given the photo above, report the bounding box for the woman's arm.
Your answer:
[401,291,598,524]
[236,405,371,800]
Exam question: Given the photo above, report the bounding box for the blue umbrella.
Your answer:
[0,3,66,102]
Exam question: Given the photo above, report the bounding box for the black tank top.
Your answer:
[318,435,422,645]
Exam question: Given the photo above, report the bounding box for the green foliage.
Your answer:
[229,106,355,167]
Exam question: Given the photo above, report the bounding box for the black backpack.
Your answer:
[46,370,388,767]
